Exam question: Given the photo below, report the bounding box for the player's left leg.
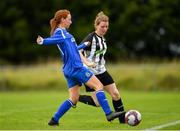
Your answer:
[85,75,123,121]
[76,68,123,121]
[79,85,100,107]
[79,83,126,123]
[104,83,126,123]
[79,94,97,106]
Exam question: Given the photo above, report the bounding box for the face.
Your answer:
[62,14,72,29]
[96,21,109,36]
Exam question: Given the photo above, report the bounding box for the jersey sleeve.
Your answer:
[80,32,94,50]
[42,30,65,45]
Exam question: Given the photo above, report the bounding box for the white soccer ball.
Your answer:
[125,110,141,126]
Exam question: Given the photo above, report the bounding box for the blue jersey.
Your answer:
[42,27,83,75]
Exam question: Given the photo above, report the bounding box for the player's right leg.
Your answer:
[48,84,80,126]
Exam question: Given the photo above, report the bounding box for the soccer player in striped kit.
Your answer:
[78,11,126,123]
[36,9,123,126]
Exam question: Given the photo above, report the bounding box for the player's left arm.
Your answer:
[78,41,96,68]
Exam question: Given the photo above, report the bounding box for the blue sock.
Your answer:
[96,90,112,115]
[53,99,73,122]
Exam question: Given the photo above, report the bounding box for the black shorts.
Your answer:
[85,71,114,92]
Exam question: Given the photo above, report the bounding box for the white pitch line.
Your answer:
[145,120,180,130]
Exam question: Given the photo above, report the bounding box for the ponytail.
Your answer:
[49,9,70,35]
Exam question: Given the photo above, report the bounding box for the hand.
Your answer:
[86,62,96,68]
[36,35,43,45]
[84,41,91,46]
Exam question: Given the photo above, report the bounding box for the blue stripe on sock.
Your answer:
[53,99,72,122]
[96,90,112,115]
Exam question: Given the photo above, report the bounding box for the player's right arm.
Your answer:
[36,30,65,45]
[79,50,96,68]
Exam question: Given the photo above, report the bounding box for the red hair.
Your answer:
[50,9,70,35]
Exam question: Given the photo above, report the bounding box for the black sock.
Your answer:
[113,99,126,123]
[113,98,124,112]
[79,95,97,107]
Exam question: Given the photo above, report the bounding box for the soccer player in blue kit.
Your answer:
[36,9,123,126]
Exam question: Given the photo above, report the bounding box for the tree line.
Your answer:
[0,0,179,64]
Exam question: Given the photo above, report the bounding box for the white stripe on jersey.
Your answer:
[57,44,64,55]
[56,28,65,55]
[85,34,107,75]
[88,37,96,61]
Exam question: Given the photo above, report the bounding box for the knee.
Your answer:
[70,95,79,105]
[95,83,103,91]
[111,91,120,100]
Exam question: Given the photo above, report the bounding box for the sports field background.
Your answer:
[1,62,180,91]
[1,0,180,129]
[0,63,180,130]
[0,90,180,130]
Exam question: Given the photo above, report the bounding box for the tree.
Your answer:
[0,0,179,64]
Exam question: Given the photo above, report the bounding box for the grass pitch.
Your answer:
[0,90,180,130]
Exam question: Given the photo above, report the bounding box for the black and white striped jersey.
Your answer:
[81,32,107,75]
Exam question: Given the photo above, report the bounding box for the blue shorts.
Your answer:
[64,66,93,88]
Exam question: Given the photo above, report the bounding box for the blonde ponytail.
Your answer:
[94,11,109,28]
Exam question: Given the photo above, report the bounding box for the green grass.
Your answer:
[0,90,180,130]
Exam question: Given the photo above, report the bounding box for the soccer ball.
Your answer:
[125,110,141,126]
